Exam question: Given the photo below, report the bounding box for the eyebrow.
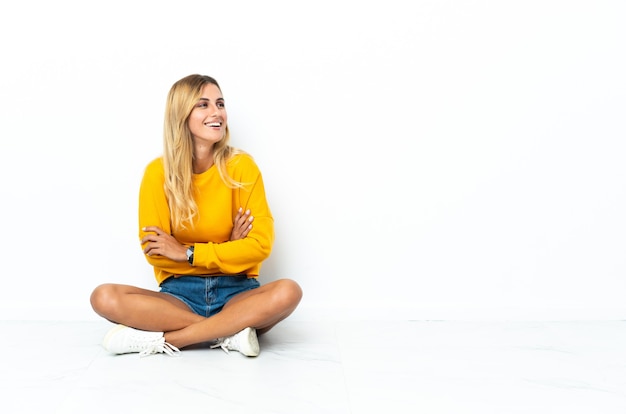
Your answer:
[198,97,224,102]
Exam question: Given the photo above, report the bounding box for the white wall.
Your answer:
[1,0,624,321]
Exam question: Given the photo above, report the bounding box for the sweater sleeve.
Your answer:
[137,158,191,277]
[192,156,274,275]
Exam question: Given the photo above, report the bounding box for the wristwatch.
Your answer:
[186,246,194,265]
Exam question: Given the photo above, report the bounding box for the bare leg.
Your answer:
[164,279,302,348]
[90,283,206,331]
[90,278,302,349]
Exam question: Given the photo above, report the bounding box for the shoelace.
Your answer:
[210,336,236,354]
[139,338,181,358]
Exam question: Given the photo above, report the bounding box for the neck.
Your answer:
[193,143,214,174]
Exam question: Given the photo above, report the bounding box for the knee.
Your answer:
[90,284,118,316]
[274,279,303,309]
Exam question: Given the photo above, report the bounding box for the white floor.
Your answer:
[2,319,626,413]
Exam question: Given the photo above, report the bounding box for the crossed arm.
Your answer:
[141,207,254,262]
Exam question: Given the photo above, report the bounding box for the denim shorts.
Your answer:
[159,275,260,317]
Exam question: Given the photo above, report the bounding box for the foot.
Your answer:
[211,327,260,357]
[102,324,180,357]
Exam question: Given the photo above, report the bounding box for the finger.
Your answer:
[234,207,243,222]
[141,234,159,244]
[236,209,250,226]
[142,226,163,235]
[236,215,253,233]
[145,242,166,256]
[143,244,156,255]
[242,223,252,236]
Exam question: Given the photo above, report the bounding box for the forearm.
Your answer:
[192,234,273,274]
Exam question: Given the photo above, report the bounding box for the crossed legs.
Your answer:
[90,278,302,349]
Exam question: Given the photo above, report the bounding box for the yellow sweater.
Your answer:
[138,153,274,285]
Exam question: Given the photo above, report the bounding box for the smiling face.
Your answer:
[187,83,228,146]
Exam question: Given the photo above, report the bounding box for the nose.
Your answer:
[209,102,222,116]
[209,102,220,116]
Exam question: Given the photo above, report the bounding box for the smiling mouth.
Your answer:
[205,122,222,127]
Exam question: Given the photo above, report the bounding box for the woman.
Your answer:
[90,74,302,357]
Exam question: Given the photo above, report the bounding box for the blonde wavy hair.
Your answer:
[163,74,244,230]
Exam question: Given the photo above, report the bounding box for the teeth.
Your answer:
[206,122,221,127]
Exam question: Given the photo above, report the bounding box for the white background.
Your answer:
[0,0,624,321]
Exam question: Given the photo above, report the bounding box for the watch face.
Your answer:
[187,247,194,264]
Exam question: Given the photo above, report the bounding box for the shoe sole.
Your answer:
[102,324,127,352]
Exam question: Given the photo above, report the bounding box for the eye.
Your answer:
[217,101,225,108]
[196,102,208,108]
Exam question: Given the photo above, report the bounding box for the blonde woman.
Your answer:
[90,74,302,357]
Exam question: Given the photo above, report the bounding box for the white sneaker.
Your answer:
[211,327,259,357]
[102,324,180,357]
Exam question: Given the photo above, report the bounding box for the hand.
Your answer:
[230,207,253,241]
[141,226,187,262]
